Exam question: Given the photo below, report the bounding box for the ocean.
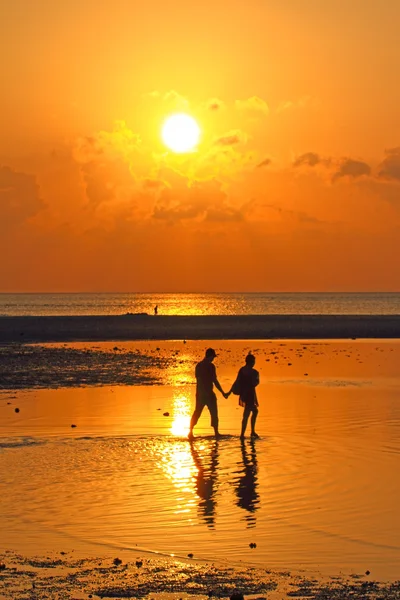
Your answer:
[1,292,400,316]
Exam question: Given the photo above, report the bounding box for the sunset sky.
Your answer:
[1,0,400,292]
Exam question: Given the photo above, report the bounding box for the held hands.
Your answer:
[223,390,231,399]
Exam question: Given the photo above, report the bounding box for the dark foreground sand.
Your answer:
[1,550,399,600]
[1,314,400,343]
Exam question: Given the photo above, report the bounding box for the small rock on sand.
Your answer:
[15,407,20,413]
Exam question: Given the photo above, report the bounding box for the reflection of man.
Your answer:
[190,440,219,529]
[235,439,259,527]
[188,348,226,440]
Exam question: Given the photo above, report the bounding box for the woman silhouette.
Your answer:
[229,353,260,439]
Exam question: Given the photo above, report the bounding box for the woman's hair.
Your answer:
[245,353,255,365]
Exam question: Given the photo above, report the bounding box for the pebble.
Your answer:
[187,553,194,558]
[230,593,245,600]
[15,408,20,413]
[249,542,257,549]
[365,570,370,575]
[71,424,77,428]
[136,560,143,567]
[163,412,170,417]
[113,557,122,566]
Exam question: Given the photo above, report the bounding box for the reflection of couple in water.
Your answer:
[189,438,259,528]
[188,348,260,440]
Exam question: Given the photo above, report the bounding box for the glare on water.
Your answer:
[2,339,400,581]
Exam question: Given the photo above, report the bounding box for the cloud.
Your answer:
[205,207,244,222]
[293,152,321,167]
[0,166,45,230]
[163,90,190,111]
[293,152,371,182]
[276,96,318,113]
[214,130,247,146]
[332,158,371,182]
[378,147,400,181]
[206,98,225,111]
[257,157,272,168]
[142,178,166,190]
[235,96,269,115]
[152,178,242,224]
[73,121,141,164]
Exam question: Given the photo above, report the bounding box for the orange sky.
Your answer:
[1,0,400,292]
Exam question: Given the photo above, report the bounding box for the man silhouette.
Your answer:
[188,348,226,440]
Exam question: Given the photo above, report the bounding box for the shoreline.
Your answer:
[1,314,400,343]
[2,549,395,600]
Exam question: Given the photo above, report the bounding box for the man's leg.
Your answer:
[207,394,220,438]
[250,407,259,437]
[241,405,251,438]
[189,400,204,439]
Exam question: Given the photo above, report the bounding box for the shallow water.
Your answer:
[1,340,400,582]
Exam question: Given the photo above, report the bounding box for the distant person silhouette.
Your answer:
[235,439,259,527]
[228,353,259,439]
[154,305,158,315]
[189,440,219,528]
[188,348,226,440]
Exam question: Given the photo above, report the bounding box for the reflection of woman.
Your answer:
[229,354,260,439]
[235,439,259,526]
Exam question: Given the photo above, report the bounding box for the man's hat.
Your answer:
[205,347,217,357]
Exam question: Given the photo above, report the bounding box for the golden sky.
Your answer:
[1,0,400,292]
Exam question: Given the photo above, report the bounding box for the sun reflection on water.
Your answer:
[170,390,191,437]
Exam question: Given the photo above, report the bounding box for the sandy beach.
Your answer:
[2,549,400,600]
[2,339,400,600]
[1,314,400,343]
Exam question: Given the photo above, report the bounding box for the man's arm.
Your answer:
[213,376,226,396]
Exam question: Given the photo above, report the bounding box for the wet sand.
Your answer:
[2,549,399,600]
[1,337,400,390]
[2,340,400,599]
[1,314,400,343]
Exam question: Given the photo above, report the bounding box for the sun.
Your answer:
[162,113,201,153]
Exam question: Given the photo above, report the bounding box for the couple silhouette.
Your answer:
[188,348,260,440]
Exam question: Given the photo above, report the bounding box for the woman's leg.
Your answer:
[250,407,259,437]
[241,406,251,438]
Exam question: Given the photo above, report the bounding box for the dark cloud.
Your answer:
[214,130,246,146]
[153,204,203,222]
[257,158,271,168]
[205,208,244,222]
[378,147,400,181]
[142,178,165,190]
[293,152,321,167]
[263,203,324,224]
[332,158,371,182]
[0,166,45,230]
[207,98,224,111]
[79,159,135,207]
[152,180,242,224]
